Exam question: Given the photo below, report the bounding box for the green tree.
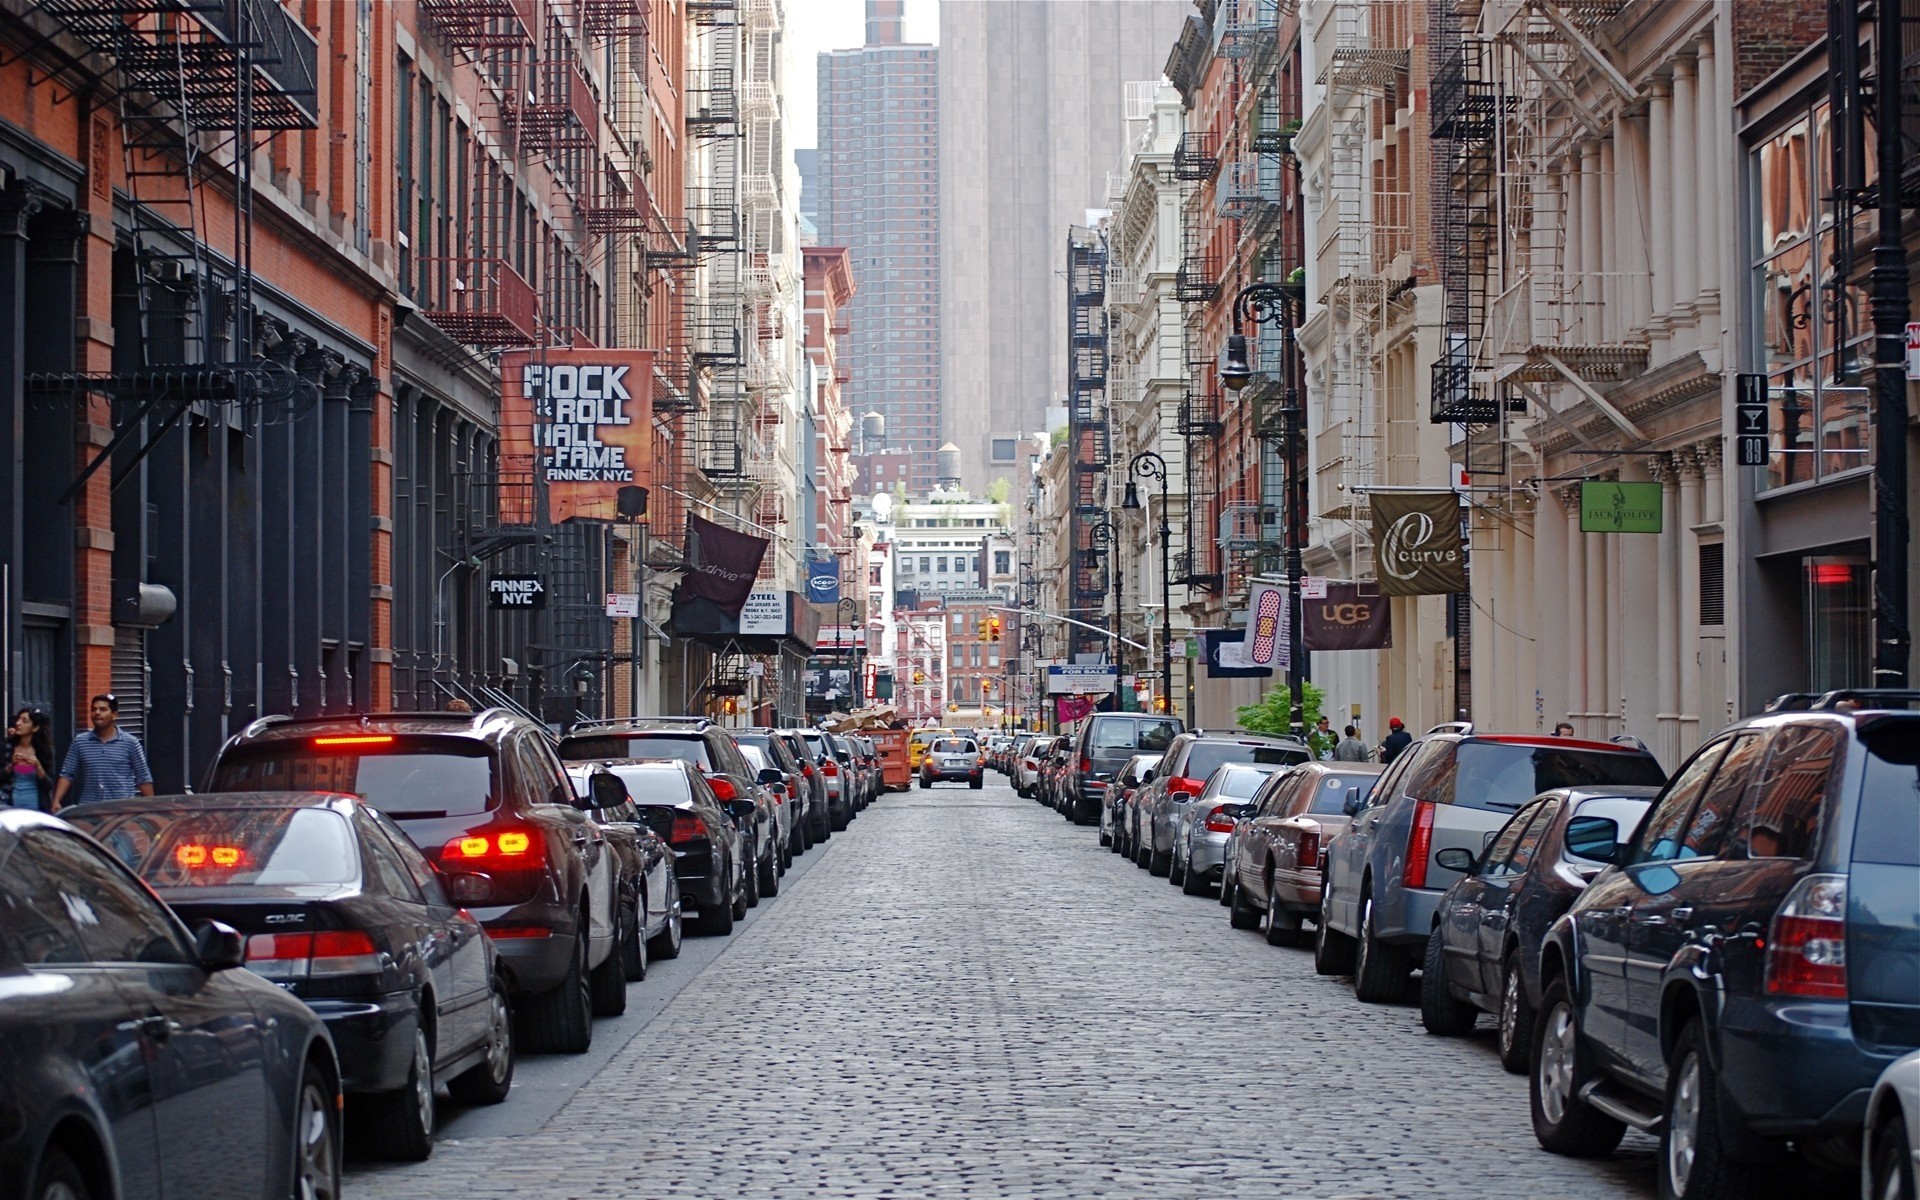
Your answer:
[986,476,1011,505]
[1050,426,1068,448]
[1236,679,1325,739]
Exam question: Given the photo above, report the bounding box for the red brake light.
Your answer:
[1203,805,1237,834]
[1405,800,1437,889]
[1080,756,1092,773]
[669,814,708,843]
[707,775,738,801]
[801,763,815,777]
[822,760,839,777]
[1765,874,1847,999]
[245,930,381,979]
[174,843,251,870]
[1296,829,1320,872]
[312,734,395,748]
[1170,776,1203,797]
[440,826,546,867]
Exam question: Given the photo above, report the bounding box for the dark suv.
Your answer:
[1066,714,1183,826]
[1135,732,1312,874]
[557,719,782,904]
[1530,692,1920,1200]
[204,709,627,1053]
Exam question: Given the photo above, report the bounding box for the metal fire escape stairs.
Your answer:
[1067,227,1112,663]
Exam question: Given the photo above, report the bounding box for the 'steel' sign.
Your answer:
[488,575,546,609]
[1734,374,1769,467]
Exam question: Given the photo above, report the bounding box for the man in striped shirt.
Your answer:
[51,694,154,811]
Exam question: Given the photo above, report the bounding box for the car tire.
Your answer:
[1135,839,1153,870]
[359,1026,435,1161]
[759,847,779,898]
[919,777,930,789]
[621,894,649,982]
[970,775,983,789]
[648,900,684,959]
[1530,976,1626,1158]
[700,883,736,936]
[1420,926,1478,1035]
[1871,1112,1917,1200]
[1229,878,1261,930]
[1659,1019,1766,1200]
[448,974,516,1106]
[1168,847,1187,886]
[1181,858,1210,896]
[1100,826,1112,848]
[1314,885,1357,976]
[1353,893,1414,1004]
[741,847,761,909]
[32,1148,91,1200]
[588,930,628,1018]
[291,1060,343,1200]
[1263,890,1306,946]
[1148,847,1171,877]
[520,931,593,1053]
[1497,952,1536,1075]
[791,822,807,859]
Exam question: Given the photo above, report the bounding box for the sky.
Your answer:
[784,0,940,150]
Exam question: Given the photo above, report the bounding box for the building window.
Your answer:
[920,557,930,573]
[1804,558,1870,690]
[991,438,1017,462]
[937,556,948,572]
[994,550,1011,574]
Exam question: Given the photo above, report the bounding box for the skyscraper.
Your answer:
[815,1,939,497]
[939,0,1189,492]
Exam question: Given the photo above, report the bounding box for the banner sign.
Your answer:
[1245,582,1287,669]
[1055,694,1099,724]
[1047,665,1118,695]
[605,592,639,618]
[1579,480,1663,534]
[1202,628,1273,678]
[499,348,655,523]
[1303,583,1392,651]
[737,591,789,636]
[1370,491,1468,596]
[817,624,866,651]
[683,513,769,619]
[806,558,841,605]
[487,575,545,609]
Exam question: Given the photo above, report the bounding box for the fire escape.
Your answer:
[687,0,749,489]
[1167,12,1223,596]
[1066,227,1111,662]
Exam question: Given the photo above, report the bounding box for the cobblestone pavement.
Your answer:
[348,780,1692,1199]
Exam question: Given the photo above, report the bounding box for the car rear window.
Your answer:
[558,734,713,769]
[67,806,359,889]
[1213,767,1277,799]
[610,764,693,806]
[1184,742,1309,778]
[934,739,974,753]
[1442,742,1667,812]
[1092,718,1182,752]
[210,738,498,818]
[1310,773,1377,815]
[1853,717,1920,867]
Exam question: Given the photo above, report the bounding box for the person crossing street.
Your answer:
[50,694,153,811]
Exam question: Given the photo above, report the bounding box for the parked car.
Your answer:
[1136,732,1313,876]
[832,733,875,810]
[558,719,782,903]
[920,736,984,789]
[1225,762,1384,945]
[67,791,520,1161]
[1866,1051,1920,1200]
[1016,736,1056,798]
[736,729,815,856]
[1065,713,1185,826]
[1416,786,1658,1073]
[582,759,747,936]
[797,730,855,830]
[1529,694,1920,1200]
[1170,763,1287,896]
[0,807,344,1200]
[206,708,630,1053]
[775,728,833,841]
[1042,738,1077,812]
[563,765,685,966]
[1106,753,1163,854]
[737,742,797,874]
[1316,724,1667,1004]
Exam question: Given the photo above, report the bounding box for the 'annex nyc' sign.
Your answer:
[499,348,656,523]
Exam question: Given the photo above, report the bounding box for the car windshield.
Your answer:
[934,739,974,754]
[209,739,497,818]
[558,734,711,769]
[1310,774,1376,815]
[1451,743,1668,811]
[67,806,360,888]
[1184,742,1308,778]
[609,765,693,805]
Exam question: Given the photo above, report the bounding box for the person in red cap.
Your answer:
[1378,716,1411,764]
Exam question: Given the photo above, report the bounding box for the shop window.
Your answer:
[1805,557,1870,691]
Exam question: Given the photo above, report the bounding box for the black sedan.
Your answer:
[66,791,517,1162]
[567,765,685,969]
[1418,786,1659,1072]
[0,807,343,1200]
[590,759,747,937]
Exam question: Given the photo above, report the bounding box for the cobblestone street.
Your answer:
[349,779,1671,1199]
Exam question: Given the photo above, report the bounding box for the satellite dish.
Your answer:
[872,492,894,517]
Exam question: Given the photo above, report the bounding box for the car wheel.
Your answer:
[1100,824,1113,848]
[588,924,628,1017]
[359,1026,434,1161]
[700,876,736,936]
[1263,890,1306,946]
[621,894,649,982]
[31,1148,90,1200]
[759,845,779,898]
[649,898,684,959]
[521,932,593,1053]
[291,1060,342,1200]
[1659,1019,1766,1200]
[742,847,761,909]
[1353,892,1414,1003]
[1530,976,1626,1157]
[1229,876,1261,930]
[448,974,516,1106]
[1497,952,1536,1075]
[1181,856,1210,896]
[1148,842,1171,876]
[1135,838,1153,870]
[1419,926,1478,1035]
[1871,1112,1917,1200]
[919,776,930,789]
[1313,885,1357,975]
[1168,845,1187,886]
[791,822,807,859]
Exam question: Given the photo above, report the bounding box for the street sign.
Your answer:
[1907,322,1920,380]
[1301,576,1328,600]
[1734,374,1769,467]
[488,575,545,609]
[1046,664,1118,695]
[605,592,639,618]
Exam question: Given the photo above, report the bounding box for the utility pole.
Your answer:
[1868,0,1911,685]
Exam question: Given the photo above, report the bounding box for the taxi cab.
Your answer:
[908,727,955,773]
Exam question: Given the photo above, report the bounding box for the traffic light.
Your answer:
[986,616,1003,641]
[977,619,989,640]
[913,670,926,684]
[1153,695,1170,713]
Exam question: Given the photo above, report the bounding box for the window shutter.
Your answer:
[1699,543,1725,626]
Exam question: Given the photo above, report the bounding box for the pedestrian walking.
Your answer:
[50,694,153,812]
[7,707,54,811]
[1308,716,1336,760]
[1378,716,1412,764]
[1333,724,1370,762]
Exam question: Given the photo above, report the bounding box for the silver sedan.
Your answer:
[1170,764,1289,897]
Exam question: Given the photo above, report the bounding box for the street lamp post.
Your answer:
[1086,515,1122,700]
[1220,280,1308,731]
[837,595,858,709]
[1122,452,1172,716]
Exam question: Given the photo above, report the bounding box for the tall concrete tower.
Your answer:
[938,0,1190,492]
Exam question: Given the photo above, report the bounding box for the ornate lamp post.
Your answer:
[1086,514,1122,690]
[1220,279,1308,731]
[1122,451,1172,715]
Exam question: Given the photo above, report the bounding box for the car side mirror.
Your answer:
[1564,815,1623,864]
[588,772,628,811]
[725,799,757,822]
[1342,793,1367,817]
[191,919,246,972]
[1434,847,1476,873]
[759,767,785,786]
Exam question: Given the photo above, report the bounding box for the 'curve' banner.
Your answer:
[1369,491,1467,596]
